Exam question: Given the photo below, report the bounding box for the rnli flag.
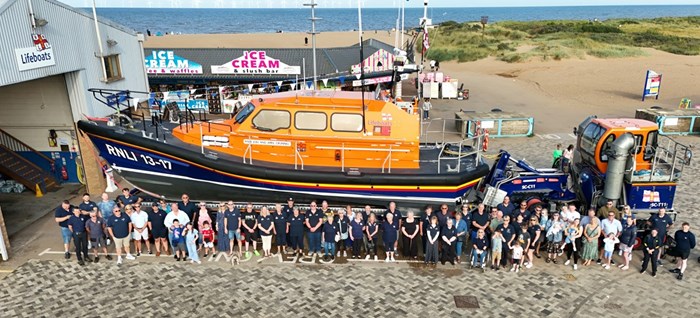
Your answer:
[642,190,661,203]
[422,27,430,54]
[32,33,51,51]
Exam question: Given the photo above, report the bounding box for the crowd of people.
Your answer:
[54,188,696,280]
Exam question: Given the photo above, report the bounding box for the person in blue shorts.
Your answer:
[54,200,73,259]
[322,214,338,261]
[224,201,242,257]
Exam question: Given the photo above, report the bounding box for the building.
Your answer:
[0,0,148,195]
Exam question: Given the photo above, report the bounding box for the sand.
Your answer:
[144,31,700,134]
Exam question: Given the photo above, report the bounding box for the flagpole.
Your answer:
[358,0,366,134]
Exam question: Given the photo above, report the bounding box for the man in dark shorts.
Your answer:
[86,209,111,262]
[272,203,288,255]
[67,207,90,265]
[669,222,696,280]
[241,203,259,258]
[148,203,169,257]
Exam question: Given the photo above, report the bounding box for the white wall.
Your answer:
[0,0,148,118]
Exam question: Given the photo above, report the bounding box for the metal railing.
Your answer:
[629,135,692,182]
[0,128,55,168]
[294,141,304,170]
[436,134,483,174]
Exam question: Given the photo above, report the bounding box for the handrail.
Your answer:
[205,121,233,133]
[0,128,55,165]
[315,145,409,152]
[381,145,393,173]
[294,141,304,170]
[0,144,51,184]
[243,141,253,164]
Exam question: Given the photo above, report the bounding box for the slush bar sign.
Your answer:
[145,50,203,74]
[211,51,301,75]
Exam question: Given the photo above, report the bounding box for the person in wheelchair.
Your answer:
[471,229,489,270]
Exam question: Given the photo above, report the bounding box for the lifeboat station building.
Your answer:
[0,0,148,242]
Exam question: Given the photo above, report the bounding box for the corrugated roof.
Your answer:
[145,41,393,81]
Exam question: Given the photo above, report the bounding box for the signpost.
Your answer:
[480,16,489,39]
[642,70,662,101]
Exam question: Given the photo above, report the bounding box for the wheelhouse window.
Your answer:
[580,123,606,156]
[295,112,327,131]
[252,110,290,132]
[644,130,658,161]
[331,113,363,132]
[599,134,616,162]
[102,54,123,82]
[235,102,255,124]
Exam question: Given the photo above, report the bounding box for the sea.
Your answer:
[90,5,700,34]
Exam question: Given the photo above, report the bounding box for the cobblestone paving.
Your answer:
[1,254,699,317]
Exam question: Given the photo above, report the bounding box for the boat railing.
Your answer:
[294,141,304,170]
[382,145,393,173]
[436,135,483,174]
[421,117,465,145]
[314,144,410,173]
[243,141,253,164]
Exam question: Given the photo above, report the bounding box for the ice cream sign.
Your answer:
[211,51,301,75]
[145,50,203,74]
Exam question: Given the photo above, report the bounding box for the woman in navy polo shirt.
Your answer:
[424,216,440,265]
[349,212,365,259]
[382,213,398,262]
[441,218,457,265]
[258,207,274,258]
[288,208,306,257]
[336,209,351,258]
[366,213,379,260]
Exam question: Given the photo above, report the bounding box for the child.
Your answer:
[322,214,338,261]
[491,229,504,270]
[602,232,619,270]
[184,222,201,264]
[200,221,215,258]
[510,242,524,273]
[424,216,440,265]
[170,219,186,261]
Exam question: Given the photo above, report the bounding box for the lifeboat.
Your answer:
[78,90,490,209]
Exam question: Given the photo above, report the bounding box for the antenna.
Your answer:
[303,0,320,91]
[358,0,366,134]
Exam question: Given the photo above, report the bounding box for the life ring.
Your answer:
[482,129,489,151]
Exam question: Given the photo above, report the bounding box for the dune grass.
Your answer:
[423,16,700,63]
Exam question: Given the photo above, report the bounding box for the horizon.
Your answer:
[83,4,700,9]
[60,0,700,9]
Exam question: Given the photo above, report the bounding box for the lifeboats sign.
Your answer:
[145,50,203,74]
[211,51,301,75]
[15,34,55,71]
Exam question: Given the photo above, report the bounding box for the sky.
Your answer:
[59,0,700,9]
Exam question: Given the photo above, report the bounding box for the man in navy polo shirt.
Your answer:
[387,202,402,255]
[471,203,490,242]
[178,193,198,228]
[224,201,242,257]
[288,208,306,256]
[67,207,90,265]
[282,198,295,218]
[649,208,673,266]
[54,200,73,259]
[497,196,516,217]
[306,201,324,256]
[496,215,517,268]
[116,187,140,207]
[79,193,97,216]
[107,206,135,265]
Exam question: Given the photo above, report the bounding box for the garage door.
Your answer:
[0,74,73,152]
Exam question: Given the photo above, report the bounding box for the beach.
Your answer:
[146,31,700,134]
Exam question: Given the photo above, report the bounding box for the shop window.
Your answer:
[103,54,123,82]
[252,110,290,132]
[331,113,363,132]
[295,112,327,131]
